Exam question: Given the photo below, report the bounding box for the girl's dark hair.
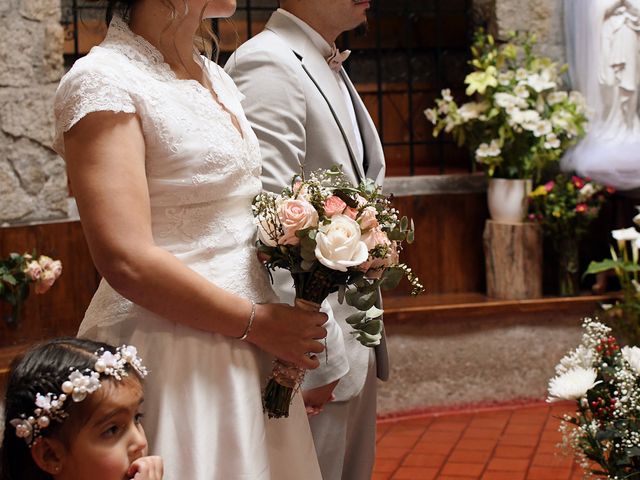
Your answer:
[0,337,132,480]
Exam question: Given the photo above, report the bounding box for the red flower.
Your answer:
[575,203,587,213]
[572,176,585,189]
[606,186,616,194]
[544,180,555,192]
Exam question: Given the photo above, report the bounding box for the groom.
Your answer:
[226,1,387,478]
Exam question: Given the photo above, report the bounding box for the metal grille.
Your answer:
[61,0,472,176]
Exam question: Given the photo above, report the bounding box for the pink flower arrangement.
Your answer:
[1,252,62,324]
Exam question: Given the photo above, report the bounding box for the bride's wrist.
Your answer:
[235,300,256,341]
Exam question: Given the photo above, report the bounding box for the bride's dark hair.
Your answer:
[105,0,220,62]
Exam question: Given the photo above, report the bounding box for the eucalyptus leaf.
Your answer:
[406,230,415,244]
[379,267,404,290]
[388,230,405,241]
[345,312,366,325]
[338,285,345,304]
[355,331,381,347]
[345,289,378,310]
[400,216,409,232]
[2,274,17,286]
[360,319,382,336]
[366,306,384,319]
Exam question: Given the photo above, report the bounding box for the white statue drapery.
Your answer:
[563,0,640,190]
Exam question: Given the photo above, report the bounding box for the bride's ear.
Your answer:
[31,437,66,476]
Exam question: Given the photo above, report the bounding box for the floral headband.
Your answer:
[10,345,147,446]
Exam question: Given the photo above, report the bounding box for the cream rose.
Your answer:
[358,206,379,230]
[34,259,62,294]
[277,198,319,246]
[23,260,42,281]
[361,227,389,251]
[323,195,347,217]
[315,214,369,272]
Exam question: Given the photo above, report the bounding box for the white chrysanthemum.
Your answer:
[475,140,501,158]
[547,367,601,402]
[494,92,527,109]
[515,68,528,81]
[514,84,530,99]
[555,345,595,375]
[425,108,437,124]
[527,70,557,92]
[544,133,560,149]
[547,91,568,105]
[457,101,488,122]
[622,346,640,374]
[512,109,542,130]
[533,120,553,137]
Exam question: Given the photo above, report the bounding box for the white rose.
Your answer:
[256,216,279,247]
[314,214,369,272]
[622,346,640,374]
[277,198,319,246]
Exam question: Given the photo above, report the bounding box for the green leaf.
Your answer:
[388,230,406,241]
[400,216,409,232]
[584,259,621,276]
[360,319,382,336]
[406,230,415,244]
[2,274,17,286]
[379,267,404,290]
[366,306,384,319]
[345,312,366,325]
[355,331,381,347]
[345,289,378,311]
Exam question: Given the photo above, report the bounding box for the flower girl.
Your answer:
[1,338,162,480]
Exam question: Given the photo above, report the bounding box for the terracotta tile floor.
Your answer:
[374,402,585,480]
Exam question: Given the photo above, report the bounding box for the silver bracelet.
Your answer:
[237,301,256,341]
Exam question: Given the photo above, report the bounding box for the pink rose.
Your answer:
[34,269,57,294]
[292,180,309,198]
[323,196,347,217]
[343,207,358,220]
[358,206,379,230]
[355,194,368,207]
[23,260,42,281]
[361,227,391,251]
[277,198,319,245]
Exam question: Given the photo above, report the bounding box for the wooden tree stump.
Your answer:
[483,220,542,300]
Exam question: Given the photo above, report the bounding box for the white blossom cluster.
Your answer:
[550,319,640,476]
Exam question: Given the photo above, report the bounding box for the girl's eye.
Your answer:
[134,412,145,425]
[102,425,121,438]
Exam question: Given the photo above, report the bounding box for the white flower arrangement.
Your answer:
[425,30,588,180]
[550,319,640,477]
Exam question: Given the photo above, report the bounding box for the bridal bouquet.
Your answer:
[548,319,640,478]
[253,166,423,418]
[0,252,63,324]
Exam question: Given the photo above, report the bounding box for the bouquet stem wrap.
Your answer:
[263,298,320,419]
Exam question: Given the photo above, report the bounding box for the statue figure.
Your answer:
[563,0,640,190]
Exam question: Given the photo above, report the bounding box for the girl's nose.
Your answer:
[129,423,148,459]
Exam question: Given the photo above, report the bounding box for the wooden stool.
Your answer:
[483,220,543,299]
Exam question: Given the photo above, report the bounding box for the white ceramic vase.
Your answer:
[487,178,532,223]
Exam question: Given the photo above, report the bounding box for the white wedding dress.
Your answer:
[52,16,321,480]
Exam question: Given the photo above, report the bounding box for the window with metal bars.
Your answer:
[61,0,472,176]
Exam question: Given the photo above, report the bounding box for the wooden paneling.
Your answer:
[390,192,488,295]
[0,221,99,378]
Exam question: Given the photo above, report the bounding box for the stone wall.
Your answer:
[492,0,565,63]
[0,0,67,224]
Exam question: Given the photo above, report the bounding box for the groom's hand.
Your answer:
[303,380,339,416]
[249,303,328,370]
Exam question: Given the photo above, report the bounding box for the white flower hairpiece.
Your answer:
[10,344,147,446]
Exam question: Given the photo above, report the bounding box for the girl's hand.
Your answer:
[248,303,327,370]
[128,456,163,480]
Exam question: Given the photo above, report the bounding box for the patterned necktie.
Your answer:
[326,44,351,72]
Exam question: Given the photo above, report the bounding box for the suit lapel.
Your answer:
[339,70,386,186]
[265,12,365,182]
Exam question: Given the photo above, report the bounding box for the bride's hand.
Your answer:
[248,303,327,370]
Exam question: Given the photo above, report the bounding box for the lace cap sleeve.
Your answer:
[53,60,137,156]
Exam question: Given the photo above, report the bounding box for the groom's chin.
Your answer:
[354,21,368,37]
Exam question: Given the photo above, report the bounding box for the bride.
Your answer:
[52,0,326,478]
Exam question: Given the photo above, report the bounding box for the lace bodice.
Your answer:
[53,16,277,328]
